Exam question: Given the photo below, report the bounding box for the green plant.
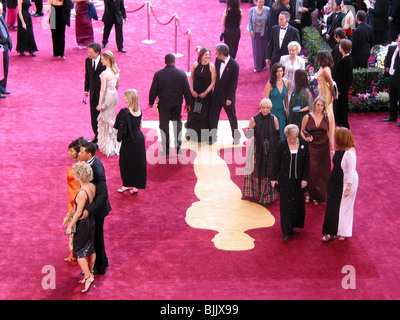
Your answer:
[302,27,331,68]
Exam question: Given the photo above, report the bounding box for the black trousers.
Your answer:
[223,27,240,59]
[209,96,239,141]
[0,44,9,91]
[89,93,100,138]
[93,213,108,273]
[389,75,400,121]
[102,19,124,50]
[334,87,350,129]
[158,105,182,151]
[50,5,65,57]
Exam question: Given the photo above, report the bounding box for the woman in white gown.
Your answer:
[96,50,121,156]
[322,127,358,242]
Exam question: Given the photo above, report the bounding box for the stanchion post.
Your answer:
[185,30,191,76]
[173,13,183,58]
[142,1,156,44]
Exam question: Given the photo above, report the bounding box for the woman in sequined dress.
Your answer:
[65,162,96,293]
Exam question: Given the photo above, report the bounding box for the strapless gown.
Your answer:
[97,78,121,156]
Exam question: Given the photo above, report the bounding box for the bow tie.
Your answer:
[221,60,226,64]
[280,27,288,30]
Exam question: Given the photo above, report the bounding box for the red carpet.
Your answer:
[1,0,399,301]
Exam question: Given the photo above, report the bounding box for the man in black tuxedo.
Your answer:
[79,142,111,275]
[322,0,345,49]
[148,54,191,155]
[266,11,300,67]
[102,0,127,52]
[389,0,400,42]
[209,43,240,145]
[351,10,374,69]
[0,2,12,98]
[382,34,400,125]
[84,43,106,144]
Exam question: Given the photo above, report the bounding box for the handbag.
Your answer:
[220,32,224,41]
[332,80,339,100]
[193,98,203,114]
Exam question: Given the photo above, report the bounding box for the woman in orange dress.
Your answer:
[63,137,87,261]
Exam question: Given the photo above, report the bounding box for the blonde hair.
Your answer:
[124,89,139,112]
[313,96,328,116]
[102,50,120,74]
[284,124,299,138]
[259,98,272,109]
[287,41,301,55]
[72,162,93,183]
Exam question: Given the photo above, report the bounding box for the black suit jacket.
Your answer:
[149,64,191,108]
[325,11,345,48]
[384,44,400,80]
[213,57,239,103]
[102,0,126,25]
[351,23,374,68]
[84,57,106,105]
[0,16,12,49]
[267,24,300,66]
[86,156,111,218]
[369,0,389,31]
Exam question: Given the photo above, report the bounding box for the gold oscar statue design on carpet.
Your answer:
[183,121,275,251]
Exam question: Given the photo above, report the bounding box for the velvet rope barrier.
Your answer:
[125,2,145,13]
[127,1,192,71]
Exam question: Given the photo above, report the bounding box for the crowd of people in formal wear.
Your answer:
[7,0,394,292]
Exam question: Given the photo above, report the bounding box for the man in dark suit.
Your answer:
[84,43,106,144]
[79,141,111,275]
[366,0,389,45]
[0,2,12,98]
[209,43,240,145]
[291,0,315,41]
[148,53,191,155]
[102,0,127,52]
[266,11,300,67]
[333,39,353,129]
[351,10,374,69]
[389,0,400,42]
[382,34,400,125]
[322,0,345,49]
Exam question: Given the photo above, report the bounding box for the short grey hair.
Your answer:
[216,43,229,57]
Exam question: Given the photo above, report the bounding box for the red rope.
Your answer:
[125,3,146,13]
[150,6,174,25]
[176,17,189,36]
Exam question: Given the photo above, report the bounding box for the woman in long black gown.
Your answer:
[114,89,147,194]
[242,98,280,206]
[271,124,310,241]
[222,0,242,59]
[186,47,216,142]
[16,0,38,56]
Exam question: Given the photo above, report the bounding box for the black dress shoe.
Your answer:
[89,138,98,144]
[118,48,127,53]
[0,93,6,98]
[102,43,107,48]
[32,13,43,17]
[0,89,10,94]
[382,117,397,122]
